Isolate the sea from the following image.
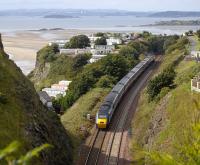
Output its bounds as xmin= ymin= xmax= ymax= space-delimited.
xmin=0 ymin=16 xmax=200 ymax=34
xmin=1 ymin=16 xmax=200 ymax=75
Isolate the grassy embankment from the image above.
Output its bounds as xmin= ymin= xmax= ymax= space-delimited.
xmin=61 ymin=88 xmax=110 ymax=159
xmin=131 ymin=38 xmax=200 ymax=164
xmin=0 ymin=42 xmax=73 ymax=165
xmin=193 ymin=35 xmax=200 ymax=51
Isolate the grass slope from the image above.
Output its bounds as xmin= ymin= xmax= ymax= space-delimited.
xmin=0 ymin=47 xmax=73 ymax=164
xmin=131 ymin=47 xmax=200 ymax=164
xmin=61 ymin=88 xmax=110 ymax=158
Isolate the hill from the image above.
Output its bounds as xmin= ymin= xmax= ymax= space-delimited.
xmin=131 ymin=37 xmax=200 ymax=164
xmin=0 ymin=34 xmax=73 ymax=165
xmin=149 ymin=11 xmax=200 ymax=17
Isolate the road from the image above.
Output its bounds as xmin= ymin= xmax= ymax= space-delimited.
xmin=76 ymin=56 xmax=162 ymax=165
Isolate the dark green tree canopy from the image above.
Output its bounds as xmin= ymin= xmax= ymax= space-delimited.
xmin=66 ymin=35 xmax=90 ymax=48
xmin=197 ymin=29 xmax=200 ymax=38
xmin=95 ymin=37 xmax=107 ymax=45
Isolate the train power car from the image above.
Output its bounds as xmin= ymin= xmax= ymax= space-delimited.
xmin=96 ymin=56 xmax=154 ymax=129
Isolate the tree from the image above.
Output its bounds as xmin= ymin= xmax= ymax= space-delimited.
xmin=68 ymin=35 xmax=90 ymax=48
xmin=95 ymin=32 xmax=105 ymax=37
xmin=100 ymin=54 xmax=130 ymax=80
xmin=119 ymin=45 xmax=138 ymax=58
xmin=72 ymin=54 xmax=91 ymax=70
xmin=196 ymin=29 xmax=200 ymax=38
xmin=0 ymin=92 xmax=7 ymax=104
xmin=96 ymin=75 xmax=116 ymax=88
xmin=95 ymin=37 xmax=107 ymax=45
xmin=147 ymin=36 xmax=165 ymax=54
xmin=147 ymin=66 xmax=176 ymax=101
xmin=51 ymin=43 xmax=59 ymax=53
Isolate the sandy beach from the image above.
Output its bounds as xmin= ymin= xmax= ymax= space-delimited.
xmin=1 ymin=29 xmax=97 ymax=75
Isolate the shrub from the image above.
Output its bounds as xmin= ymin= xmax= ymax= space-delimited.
xmin=147 ymin=66 xmax=176 ymax=101
xmin=95 ymin=37 xmax=107 ymax=45
xmin=96 ymin=75 xmax=116 ymax=88
xmin=0 ymin=92 xmax=7 ymax=104
xmin=0 ymin=141 xmax=51 ymax=165
xmin=67 ymin=35 xmax=90 ymax=48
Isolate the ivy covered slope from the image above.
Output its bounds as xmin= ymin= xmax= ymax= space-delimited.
xmin=131 ymin=37 xmax=200 ymax=164
xmin=0 ymin=36 xmax=72 ymax=165
xmin=28 ymin=44 xmax=90 ymax=90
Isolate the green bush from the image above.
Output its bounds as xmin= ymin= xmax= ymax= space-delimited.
xmin=0 ymin=141 xmax=51 ymax=165
xmin=96 ymin=75 xmax=116 ymax=88
xmin=197 ymin=29 xmax=200 ymax=38
xmin=65 ymin=35 xmax=90 ymax=48
xmin=0 ymin=92 xmax=7 ymax=104
xmin=60 ymin=54 xmax=137 ymax=110
xmin=95 ymin=37 xmax=107 ymax=45
xmin=147 ymin=66 xmax=176 ymax=101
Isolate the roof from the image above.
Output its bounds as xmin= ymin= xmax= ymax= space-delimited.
xmin=38 ymin=91 xmax=52 ymax=102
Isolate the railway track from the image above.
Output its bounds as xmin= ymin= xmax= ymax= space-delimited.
xmin=79 ymin=56 xmax=162 ymax=165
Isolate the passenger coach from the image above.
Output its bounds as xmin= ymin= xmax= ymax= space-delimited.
xmin=96 ymin=56 xmax=154 ymax=129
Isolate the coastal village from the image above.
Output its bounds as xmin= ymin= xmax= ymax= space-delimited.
xmin=38 ymin=32 xmax=140 ymax=110
xmin=38 ymin=31 xmax=199 ymax=112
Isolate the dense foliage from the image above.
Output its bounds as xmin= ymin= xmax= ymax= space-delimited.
xmin=59 ymin=54 xmax=138 ymax=110
xmin=95 ymin=32 xmax=106 ymax=37
xmin=147 ymin=37 xmax=188 ymax=101
xmin=147 ymin=100 xmax=200 ymax=165
xmin=64 ymin=35 xmax=90 ymax=48
xmin=0 ymin=141 xmax=51 ymax=165
xmin=147 ymin=65 xmax=176 ymax=101
xmin=96 ymin=75 xmax=116 ymax=88
xmin=196 ymin=29 xmax=200 ymax=39
xmin=94 ymin=37 xmax=107 ymax=45
xmin=37 ymin=44 xmax=59 ymax=63
xmin=0 ymin=92 xmax=7 ymax=104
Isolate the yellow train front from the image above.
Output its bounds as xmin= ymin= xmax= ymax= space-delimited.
xmin=96 ymin=113 xmax=109 ymax=129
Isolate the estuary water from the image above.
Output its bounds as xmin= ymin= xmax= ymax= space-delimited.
xmin=0 ymin=16 xmax=200 ymax=34
xmin=1 ymin=15 xmax=200 ymax=75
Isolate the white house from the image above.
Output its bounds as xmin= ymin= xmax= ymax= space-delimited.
xmin=49 ymin=40 xmax=69 ymax=49
xmin=41 ymin=80 xmax=71 ymax=98
xmin=89 ymin=55 xmax=107 ymax=63
xmin=191 ymin=75 xmax=200 ymax=93
xmin=106 ymin=38 xmax=122 ymax=46
xmin=91 ymin=45 xmax=115 ymax=55
xmin=60 ymin=48 xmax=91 ymax=55
xmin=88 ymin=36 xmax=101 ymax=43
xmin=51 ymin=84 xmax=68 ymax=91
xmin=59 ymin=80 xmax=72 ymax=86
xmin=42 ymin=88 xmax=66 ymax=98
xmin=191 ymin=51 xmax=200 ymax=58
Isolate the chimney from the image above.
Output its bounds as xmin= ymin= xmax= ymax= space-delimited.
xmin=0 ymin=33 xmax=4 ymax=50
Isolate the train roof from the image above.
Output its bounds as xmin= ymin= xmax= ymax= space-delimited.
xmin=119 ymin=77 xmax=130 ymax=85
xmin=104 ymin=91 xmax=118 ymax=103
xmin=112 ymin=83 xmax=124 ymax=93
xmin=125 ymin=72 xmax=134 ymax=79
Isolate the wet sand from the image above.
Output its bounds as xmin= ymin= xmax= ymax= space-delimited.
xmin=1 ymin=29 xmax=96 ymax=75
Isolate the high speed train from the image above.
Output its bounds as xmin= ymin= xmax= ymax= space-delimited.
xmin=96 ymin=56 xmax=154 ymax=129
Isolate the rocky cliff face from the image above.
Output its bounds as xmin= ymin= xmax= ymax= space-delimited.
xmin=0 ymin=34 xmax=3 ymax=50
xmin=0 ymin=35 xmax=72 ymax=165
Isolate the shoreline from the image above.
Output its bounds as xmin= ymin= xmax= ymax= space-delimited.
xmin=1 ymin=26 xmax=200 ymax=75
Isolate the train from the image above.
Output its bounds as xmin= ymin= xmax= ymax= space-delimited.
xmin=96 ymin=56 xmax=154 ymax=129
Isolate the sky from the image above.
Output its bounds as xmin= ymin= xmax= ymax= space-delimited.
xmin=0 ymin=0 xmax=200 ymax=11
